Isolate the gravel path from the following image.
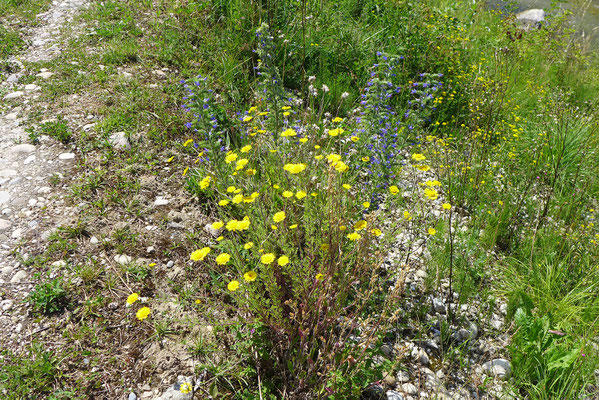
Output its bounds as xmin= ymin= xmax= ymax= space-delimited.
xmin=0 ymin=0 xmax=88 ymax=353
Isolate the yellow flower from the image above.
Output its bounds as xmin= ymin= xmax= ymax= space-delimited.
xmin=180 ymin=382 xmax=193 ymax=394
xmin=246 ymin=169 xmax=256 ymax=175
xmin=225 ymin=152 xmax=238 ymax=164
xmin=167 ymin=156 xmax=175 ymax=163
xmin=218 ymin=199 xmax=230 ymax=206
xmin=290 ymin=224 xmax=298 ymax=229
xmin=362 ymin=156 xmax=370 ymax=162
xmin=326 ymin=154 xmax=341 ymax=164
xmin=426 ymin=180 xmax=441 ymax=187
xmin=442 ymin=203 xmax=452 ymax=210
xmin=248 ymin=106 xmax=258 ymax=113
xmin=328 ymin=128 xmax=345 ymax=136
xmin=428 ymin=228 xmax=437 ymax=235
xmin=200 ymin=176 xmax=211 ymax=189
xmin=332 ymin=117 xmax=343 ymax=123
xmin=389 ymin=185 xmax=399 ymax=195
xmin=363 ymin=202 xmax=370 ymax=208
xmin=343 ymin=184 xmax=351 ymax=190
xmin=347 ymin=232 xmax=361 ymax=241
xmin=217 ymin=235 xmax=224 ymax=241
xmin=126 ymin=293 xmax=139 ymax=305
xmin=315 ymin=273 xmax=324 ymax=281
xmin=271 ymin=224 xmax=278 ymax=230
xmin=315 ymin=155 xmax=324 ymax=160
xmin=281 ymin=128 xmax=297 ymax=137
xmin=244 ymin=242 xmax=254 ymax=250
xmin=261 ymin=253 xmax=275 ymax=264
xmin=277 ymin=255 xmax=289 ymax=266
xmin=283 ymin=163 xmax=307 ymax=174
xmin=283 ymin=111 xmax=291 ymax=117
xmin=212 ymin=221 xmax=224 ymax=230
xmin=283 ymin=191 xmax=294 ymax=198
xmin=273 ymin=184 xmax=280 ymax=189
xmin=237 ymin=217 xmax=250 ymax=230
xmin=215 ymin=253 xmax=231 ymax=265
xmin=416 ymin=165 xmax=431 ymax=172
xmin=273 ymin=211 xmax=286 ymax=223
xmin=282 ymin=106 xmax=291 ymax=110
xmin=334 ymin=161 xmax=349 ymax=172
xmin=227 ymin=186 xmax=236 ymax=193
xmin=311 ymin=192 xmax=318 ymax=197
xmin=354 ymin=220 xmax=367 ymax=231
xmin=339 ymin=225 xmax=347 ymax=231
xmin=351 ymin=136 xmax=359 ymax=142
xmin=244 ymin=271 xmax=257 ymax=282
xmin=228 ymin=280 xmax=240 ymax=291
xmin=182 ymin=167 xmax=189 ymax=177
xmin=183 ymin=139 xmax=193 ymax=147
xmin=403 ymin=211 xmax=412 ymax=220
xmin=315 ymin=145 xmax=321 ymax=149
xmin=424 ymin=188 xmax=439 ymax=200
xmin=296 ymin=190 xmax=307 ymax=199
xmin=370 ymin=228 xmax=382 ymax=236
xmin=412 ymin=153 xmax=426 ymax=161
xmin=235 ymin=159 xmax=249 ymax=170
xmin=299 ymin=138 xmax=308 ymax=143
xmin=136 ymin=307 xmax=151 ymax=321
xmin=243 ymin=116 xmax=253 ymax=122
xmin=190 ymin=247 xmax=211 ymax=261
xmin=232 ymin=194 xmax=243 ymax=204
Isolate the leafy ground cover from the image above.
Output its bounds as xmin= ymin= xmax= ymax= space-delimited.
xmin=1 ymin=0 xmax=598 ymax=398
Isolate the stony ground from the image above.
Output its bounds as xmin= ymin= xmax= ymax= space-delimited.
xmin=0 ymin=2 xmax=543 ymax=400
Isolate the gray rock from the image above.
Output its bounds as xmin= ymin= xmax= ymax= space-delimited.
xmin=128 ymin=393 xmax=137 ymax=400
xmin=482 ymin=358 xmax=512 ymax=380
xmin=10 ymin=270 xmax=27 ymax=283
xmin=36 ymin=71 xmax=55 ymax=79
xmin=154 ymin=196 xmax=169 ymax=206
xmin=90 ymin=236 xmax=99 ymax=244
xmin=432 ymin=297 xmax=445 ymax=314
xmin=396 ymin=370 xmax=410 ymax=383
xmin=0 ymin=218 xmax=11 ymax=230
xmin=11 ymin=144 xmax=36 ymax=154
xmin=24 ymin=84 xmax=40 ymax=91
xmin=516 ymin=9 xmax=545 ymax=23
xmin=58 ymin=152 xmax=75 ymax=160
xmin=0 ymin=191 xmax=10 ymax=206
xmin=412 ymin=347 xmax=429 ymax=365
xmin=108 ymin=131 xmax=130 ymax=149
xmin=401 ymin=383 xmax=418 ymax=395
xmin=114 ymin=254 xmax=133 ymax=265
xmin=4 ymin=91 xmax=25 ymax=100
xmin=154 ymin=376 xmax=194 ymax=400
xmin=386 ymin=390 xmax=404 ymax=400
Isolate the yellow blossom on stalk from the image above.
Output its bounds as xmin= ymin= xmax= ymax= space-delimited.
xmin=126 ymin=293 xmax=139 ymax=305
xmin=183 ymin=139 xmax=193 ymax=147
xmin=315 ymin=155 xmax=324 ymax=160
xmin=283 ymin=191 xmax=293 ymax=198
xmin=225 ymin=152 xmax=238 ymax=164
xmin=136 ymin=307 xmax=151 ymax=321
xmin=283 ymin=163 xmax=307 ymax=174
xmin=416 ymin=165 xmax=431 ymax=172
xmin=241 ymin=145 xmax=252 ymax=153
xmin=332 ymin=117 xmax=343 ymax=123
xmin=182 ymin=167 xmax=189 ymax=177
xmin=343 ymin=184 xmax=351 ymax=190
xmin=190 ymin=247 xmax=211 ymax=261
xmin=261 ymin=253 xmax=275 ymax=264
xmin=351 ymin=136 xmax=359 ymax=142
xmin=311 ymin=192 xmax=318 ymax=197
xmin=235 ymin=159 xmax=248 ymax=170
xmin=389 ymin=185 xmax=399 ymax=195
xmin=282 ymin=106 xmax=291 ymax=110
xmin=315 ymin=273 xmax=324 ymax=281
xmin=404 ymin=211 xmax=412 ymax=220
xmin=244 ymin=271 xmax=257 ymax=282
xmin=296 ymin=191 xmax=307 ymax=199
xmin=218 ymin=199 xmax=230 ymax=206
xmin=243 ymin=116 xmax=253 ymax=122
xmin=354 ymin=220 xmax=367 ymax=231
xmin=281 ymin=128 xmax=297 ymax=137
xmin=273 ymin=211 xmax=286 ymax=223
xmin=167 ymin=156 xmax=175 ymax=163
xmin=216 ymin=236 xmax=224 ymax=241
xmin=215 ymin=253 xmax=231 ymax=265
xmin=315 ymin=145 xmax=321 ymax=149
xmin=347 ymin=232 xmax=361 ymax=241
xmin=290 ymin=224 xmax=298 ymax=229
xmin=412 ymin=153 xmax=426 ymax=161
xmin=232 ymin=194 xmax=243 ymax=204
xmin=328 ymin=128 xmax=345 ymax=137
xmin=271 ymin=224 xmax=277 ymax=230
xmin=228 ymin=280 xmax=240 ymax=291
xmin=426 ymin=180 xmax=441 ymax=187
xmin=428 ymin=228 xmax=437 ymax=235
xmin=226 ymin=220 xmax=238 ymax=231
xmin=327 ymin=154 xmax=342 ymax=164
xmin=363 ymin=202 xmax=370 ymax=208
xmin=277 ymin=255 xmax=289 ymax=266
xmin=339 ymin=225 xmax=347 ymax=231
xmin=200 ymin=176 xmax=211 ymax=189
xmin=283 ymin=112 xmax=290 ymax=117
xmin=371 ymin=228 xmax=382 ymax=236
xmin=248 ymin=106 xmax=257 ymax=113
xmin=424 ymin=188 xmax=439 ymax=200
xmin=212 ymin=221 xmax=224 ymax=230
xmin=237 ymin=217 xmax=250 ymax=230
xmin=442 ymin=203 xmax=452 ymax=210
xmin=362 ymin=156 xmax=370 ymax=162
xmin=227 ymin=186 xmax=236 ymax=193
xmin=273 ymin=184 xmax=280 ymax=189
